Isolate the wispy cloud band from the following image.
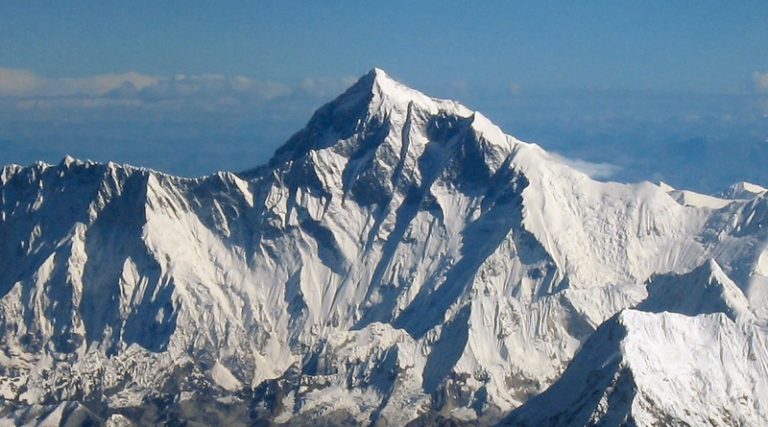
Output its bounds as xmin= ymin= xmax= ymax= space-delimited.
xmin=0 ymin=67 xmax=355 ymax=108
xmin=754 ymin=71 xmax=768 ymax=93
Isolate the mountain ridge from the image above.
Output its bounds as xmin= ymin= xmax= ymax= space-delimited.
xmin=1 ymin=68 xmax=767 ymax=426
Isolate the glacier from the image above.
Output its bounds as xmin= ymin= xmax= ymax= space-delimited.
xmin=0 ymin=68 xmax=767 ymax=426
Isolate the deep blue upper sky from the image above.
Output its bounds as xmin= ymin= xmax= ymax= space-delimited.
xmin=3 ymin=1 xmax=767 ymax=91
xmin=1 ymin=2 xmax=768 ymax=192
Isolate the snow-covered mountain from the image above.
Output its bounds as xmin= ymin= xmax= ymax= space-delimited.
xmin=1 ymin=68 xmax=767 ymax=426
xmin=502 ymin=309 xmax=768 ymax=426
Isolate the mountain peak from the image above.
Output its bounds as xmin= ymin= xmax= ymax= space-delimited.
xmin=347 ymin=67 xmax=406 ymax=99
xmin=361 ymin=67 xmax=407 ymax=93
xmin=720 ymin=181 xmax=768 ymax=200
xmin=351 ymin=67 xmax=473 ymax=116
xmin=365 ymin=66 xmax=390 ymax=81
xmin=261 ymin=68 xmax=478 ymax=169
xmin=637 ymin=259 xmax=755 ymax=322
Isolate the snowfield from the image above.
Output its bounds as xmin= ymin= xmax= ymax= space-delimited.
xmin=1 ymin=69 xmax=767 ymax=426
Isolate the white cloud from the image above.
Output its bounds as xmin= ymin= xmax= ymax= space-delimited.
xmin=59 ymin=72 xmax=158 ymax=95
xmin=0 ymin=67 xmax=43 ymax=96
xmin=134 ymin=74 xmax=293 ymax=102
xmin=754 ymin=71 xmax=768 ymax=92
xmin=0 ymin=66 xmax=358 ymax=106
xmin=446 ymin=79 xmax=469 ymax=95
xmin=549 ymin=152 xmax=621 ymax=179
xmin=300 ymin=76 xmax=357 ymax=97
xmin=0 ymin=67 xmax=159 ymax=97
xmin=15 ymin=97 xmax=143 ymax=110
xmin=231 ymin=75 xmax=293 ymax=99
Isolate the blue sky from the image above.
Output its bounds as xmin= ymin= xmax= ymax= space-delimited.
xmin=1 ymin=1 xmax=768 ymax=192
xmin=3 ymin=1 xmax=768 ymax=91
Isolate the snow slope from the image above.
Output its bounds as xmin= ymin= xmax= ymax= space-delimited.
xmin=502 ymin=310 xmax=768 ymax=426
xmin=504 ymin=257 xmax=768 ymax=426
xmin=1 ymin=69 xmax=767 ymax=425
xmin=638 ymin=258 xmax=756 ymax=322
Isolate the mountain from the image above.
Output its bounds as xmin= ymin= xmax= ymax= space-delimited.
xmin=501 ymin=310 xmax=768 ymax=426
xmin=0 ymin=68 xmax=767 ymax=426
xmin=720 ymin=181 xmax=768 ymax=200
xmin=637 ymin=258 xmax=755 ymax=322
xmin=504 ymin=259 xmax=766 ymax=426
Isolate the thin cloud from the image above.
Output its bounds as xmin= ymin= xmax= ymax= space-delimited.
xmin=300 ymin=76 xmax=357 ymax=97
xmin=15 ymin=97 xmax=142 ymax=110
xmin=58 ymin=72 xmax=158 ymax=95
xmin=0 ymin=67 xmax=158 ymax=97
xmin=549 ymin=152 xmax=621 ymax=179
xmin=0 ymin=67 xmax=44 ymax=96
xmin=0 ymin=66 xmax=357 ymax=109
xmin=135 ymin=74 xmax=293 ymax=102
xmin=754 ymin=71 xmax=768 ymax=92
